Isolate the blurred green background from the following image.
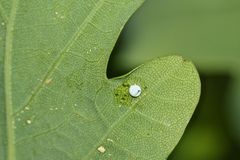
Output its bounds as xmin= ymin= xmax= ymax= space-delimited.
xmin=107 ymin=0 xmax=240 ymax=159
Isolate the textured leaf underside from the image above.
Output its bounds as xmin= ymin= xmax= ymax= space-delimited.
xmin=0 ymin=0 xmax=201 ymax=160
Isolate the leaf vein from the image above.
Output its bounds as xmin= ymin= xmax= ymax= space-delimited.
xmin=13 ymin=0 xmax=106 ymax=116
xmin=82 ymin=108 xmax=133 ymax=160
xmin=135 ymin=110 xmax=170 ymax=127
xmin=4 ymin=0 xmax=19 ymax=159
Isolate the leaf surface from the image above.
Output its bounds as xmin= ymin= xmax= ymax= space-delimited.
xmin=0 ymin=0 xmax=200 ymax=160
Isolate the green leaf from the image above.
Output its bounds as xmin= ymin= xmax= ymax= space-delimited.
xmin=0 ymin=0 xmax=200 ymax=160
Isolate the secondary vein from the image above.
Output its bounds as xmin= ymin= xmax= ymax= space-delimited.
xmin=82 ymin=108 xmax=133 ymax=160
xmin=13 ymin=0 xmax=105 ymax=116
xmin=4 ymin=0 xmax=19 ymax=160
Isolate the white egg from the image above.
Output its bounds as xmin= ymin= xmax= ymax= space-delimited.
xmin=129 ymin=84 xmax=141 ymax=97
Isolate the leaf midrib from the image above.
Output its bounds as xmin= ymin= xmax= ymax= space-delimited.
xmin=4 ymin=0 xmax=19 ymax=160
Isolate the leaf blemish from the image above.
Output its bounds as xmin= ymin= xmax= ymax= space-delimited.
xmin=26 ymin=120 xmax=32 ymax=125
xmin=24 ymin=106 xmax=30 ymax=111
xmin=107 ymin=138 xmax=113 ymax=142
xmin=114 ymin=83 xmax=132 ymax=105
xmin=66 ymin=70 xmax=84 ymax=90
xmin=97 ymin=146 xmax=106 ymax=153
xmin=45 ymin=78 xmax=52 ymax=85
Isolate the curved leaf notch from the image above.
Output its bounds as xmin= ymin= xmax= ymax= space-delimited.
xmin=0 ymin=0 xmax=200 ymax=160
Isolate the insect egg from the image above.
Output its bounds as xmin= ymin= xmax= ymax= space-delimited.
xmin=129 ymin=84 xmax=141 ymax=98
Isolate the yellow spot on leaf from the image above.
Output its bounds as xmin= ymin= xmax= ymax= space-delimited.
xmin=45 ymin=79 xmax=52 ymax=85
xmin=97 ymin=146 xmax=106 ymax=153
xmin=26 ymin=120 xmax=32 ymax=124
